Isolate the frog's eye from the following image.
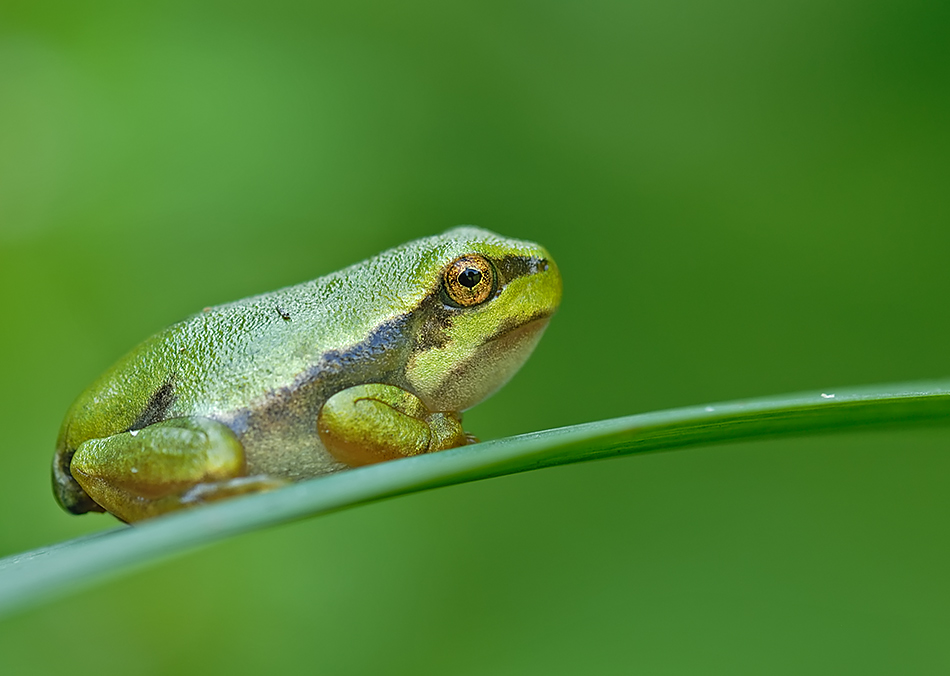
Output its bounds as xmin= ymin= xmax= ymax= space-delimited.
xmin=444 ymin=254 xmax=495 ymax=307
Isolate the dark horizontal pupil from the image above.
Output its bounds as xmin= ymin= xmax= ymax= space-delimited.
xmin=458 ymin=268 xmax=482 ymax=289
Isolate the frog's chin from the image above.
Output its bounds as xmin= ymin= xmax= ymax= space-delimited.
xmin=417 ymin=317 xmax=550 ymax=413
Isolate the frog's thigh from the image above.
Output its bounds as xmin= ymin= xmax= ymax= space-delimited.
xmin=71 ymin=417 xmax=284 ymax=523
xmin=318 ymin=384 xmax=469 ymax=467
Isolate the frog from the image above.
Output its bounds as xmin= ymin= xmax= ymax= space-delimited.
xmin=52 ymin=227 xmax=562 ymax=523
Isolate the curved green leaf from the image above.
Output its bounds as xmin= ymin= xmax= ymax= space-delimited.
xmin=2 ymin=379 xmax=949 ymax=618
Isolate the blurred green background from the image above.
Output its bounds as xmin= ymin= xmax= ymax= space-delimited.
xmin=1 ymin=0 xmax=949 ymax=673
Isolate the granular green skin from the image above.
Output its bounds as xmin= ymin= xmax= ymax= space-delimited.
xmin=53 ymin=227 xmax=562 ymax=521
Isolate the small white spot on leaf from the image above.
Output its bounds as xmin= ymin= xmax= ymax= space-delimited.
xmin=821 ymin=393 xmax=835 ymax=399
xmin=129 ymin=430 xmax=139 ymax=436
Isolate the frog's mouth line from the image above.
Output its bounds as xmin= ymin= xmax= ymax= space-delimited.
xmin=484 ymin=313 xmax=552 ymax=346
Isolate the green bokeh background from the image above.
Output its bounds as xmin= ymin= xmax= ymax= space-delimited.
xmin=1 ymin=1 xmax=949 ymax=673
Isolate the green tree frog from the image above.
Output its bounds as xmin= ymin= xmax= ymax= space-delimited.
xmin=52 ymin=227 xmax=562 ymax=522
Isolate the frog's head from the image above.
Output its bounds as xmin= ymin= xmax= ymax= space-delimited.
xmin=400 ymin=227 xmax=562 ymax=413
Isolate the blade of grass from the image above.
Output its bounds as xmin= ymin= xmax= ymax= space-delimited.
xmin=2 ymin=379 xmax=949 ymax=619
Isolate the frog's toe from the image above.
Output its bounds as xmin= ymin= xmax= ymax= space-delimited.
xmin=52 ymin=449 xmax=106 ymax=515
xmin=179 ymin=475 xmax=290 ymax=506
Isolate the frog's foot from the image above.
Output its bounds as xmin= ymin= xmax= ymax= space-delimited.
xmin=318 ymin=383 xmax=472 ymax=467
xmin=69 ymin=417 xmax=283 ymax=523
xmin=179 ymin=476 xmax=289 ymax=506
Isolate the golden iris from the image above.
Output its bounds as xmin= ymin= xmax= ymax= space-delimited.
xmin=444 ymin=254 xmax=494 ymax=307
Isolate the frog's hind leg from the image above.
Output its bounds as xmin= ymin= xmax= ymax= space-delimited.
xmin=69 ymin=417 xmax=287 ymax=523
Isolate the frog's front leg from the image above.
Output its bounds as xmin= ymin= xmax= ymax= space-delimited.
xmin=70 ymin=417 xmax=287 ymax=523
xmin=318 ymin=384 xmax=473 ymax=467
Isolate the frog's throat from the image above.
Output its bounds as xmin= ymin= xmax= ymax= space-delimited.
xmin=410 ymin=316 xmax=551 ymax=412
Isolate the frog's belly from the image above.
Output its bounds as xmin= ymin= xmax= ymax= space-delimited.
xmin=211 ymin=397 xmax=347 ymax=480
xmin=240 ymin=426 xmax=347 ymax=479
